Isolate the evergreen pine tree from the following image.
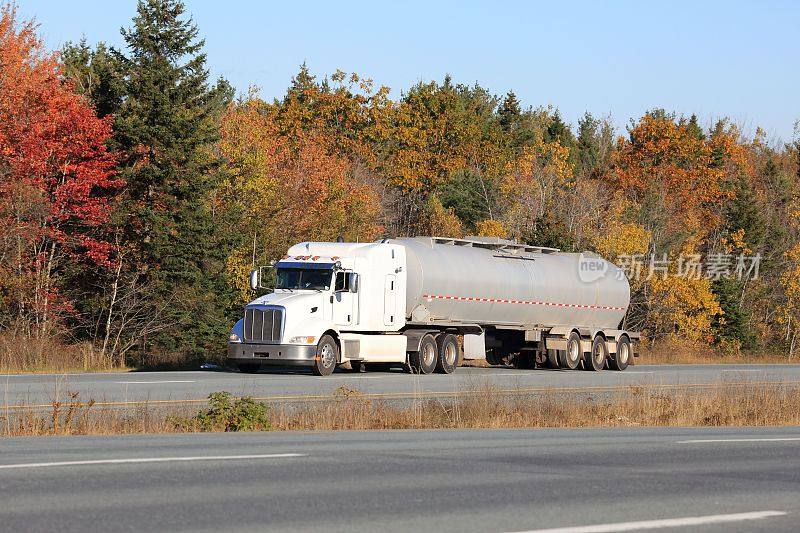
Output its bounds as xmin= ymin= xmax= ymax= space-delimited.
xmin=687 ymin=114 xmax=705 ymax=140
xmin=286 ymin=61 xmax=318 ymax=102
xmin=576 ymin=112 xmax=600 ymax=176
xmin=61 ymin=40 xmax=126 ymax=118
xmin=498 ymin=90 xmax=521 ymax=131
xmin=544 ymin=110 xmax=575 ymax=147
xmin=114 ymin=0 xmax=236 ymax=361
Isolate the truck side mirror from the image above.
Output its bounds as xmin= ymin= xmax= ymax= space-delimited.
xmin=348 ymin=272 xmax=359 ymax=293
xmin=249 ymin=269 xmax=260 ymax=291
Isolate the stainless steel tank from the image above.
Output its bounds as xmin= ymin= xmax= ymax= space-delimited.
xmin=397 ymin=237 xmax=630 ymax=329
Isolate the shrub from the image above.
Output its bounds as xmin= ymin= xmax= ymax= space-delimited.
xmin=174 ymin=392 xmax=271 ymax=432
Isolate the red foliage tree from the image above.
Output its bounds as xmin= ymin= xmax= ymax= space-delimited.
xmin=0 ymin=5 xmax=121 ymax=335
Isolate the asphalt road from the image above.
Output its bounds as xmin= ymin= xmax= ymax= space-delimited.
xmin=2 ymin=364 xmax=800 ymax=408
xmin=0 ymin=427 xmax=797 ymax=532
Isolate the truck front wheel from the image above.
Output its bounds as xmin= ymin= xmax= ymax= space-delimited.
xmin=435 ymin=333 xmax=460 ymax=374
xmin=312 ymin=335 xmax=338 ymax=376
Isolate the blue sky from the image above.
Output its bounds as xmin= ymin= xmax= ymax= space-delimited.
xmin=18 ymin=0 xmax=800 ymax=142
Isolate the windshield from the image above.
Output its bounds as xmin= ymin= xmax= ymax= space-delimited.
xmin=275 ymin=268 xmax=332 ymax=290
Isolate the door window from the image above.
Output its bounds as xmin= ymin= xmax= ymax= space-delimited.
xmin=335 ymin=271 xmax=351 ymax=292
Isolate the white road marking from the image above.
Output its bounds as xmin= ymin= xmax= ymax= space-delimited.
xmin=677 ymin=437 xmax=800 ymax=444
xmin=506 ymin=510 xmax=787 ymax=533
xmin=114 ymin=380 xmax=196 ymax=384
xmin=721 ymin=369 xmax=764 ymax=372
xmin=0 ymin=453 xmax=305 ymax=470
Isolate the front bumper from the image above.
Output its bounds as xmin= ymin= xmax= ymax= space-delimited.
xmin=227 ymin=342 xmax=316 ymax=367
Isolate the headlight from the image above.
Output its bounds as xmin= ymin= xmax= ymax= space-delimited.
xmin=289 ymin=336 xmax=316 ymax=344
xmin=229 ymin=332 xmax=241 ymax=343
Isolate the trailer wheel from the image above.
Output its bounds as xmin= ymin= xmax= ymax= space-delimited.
xmin=435 ymin=333 xmax=460 ymax=374
xmin=408 ymin=334 xmax=437 ymax=374
xmin=560 ymin=332 xmax=582 ymax=370
xmin=584 ymin=335 xmax=607 ymax=371
xmin=312 ymin=335 xmax=338 ymax=376
xmin=238 ymin=363 xmax=260 ymax=374
xmin=547 ymin=349 xmax=561 ymax=369
xmin=609 ymin=336 xmax=631 ymax=371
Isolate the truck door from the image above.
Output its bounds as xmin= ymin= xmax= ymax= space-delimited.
xmin=384 ymin=274 xmax=396 ymax=326
xmin=333 ymin=271 xmax=356 ymax=326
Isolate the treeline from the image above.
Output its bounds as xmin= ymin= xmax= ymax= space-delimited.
xmin=1 ymin=1 xmax=799 ymax=368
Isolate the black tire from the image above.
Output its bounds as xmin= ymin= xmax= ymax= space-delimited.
xmin=435 ymin=333 xmax=460 ymax=374
xmin=609 ymin=336 xmax=631 ymax=371
xmin=560 ymin=332 xmax=583 ymax=370
xmin=408 ymin=334 xmax=438 ymax=374
xmin=485 ymin=350 xmax=501 ymax=366
xmin=547 ymin=349 xmax=561 ymax=369
xmin=512 ymin=351 xmax=536 ymax=369
xmin=238 ymin=363 xmax=261 ymax=374
xmin=312 ymin=334 xmax=338 ymax=376
xmin=349 ymin=360 xmax=366 ymax=373
xmin=584 ymin=335 xmax=607 ymax=371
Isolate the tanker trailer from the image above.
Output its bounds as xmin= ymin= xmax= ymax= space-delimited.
xmin=229 ymin=236 xmax=637 ymax=375
xmin=397 ymin=236 xmax=637 ymax=372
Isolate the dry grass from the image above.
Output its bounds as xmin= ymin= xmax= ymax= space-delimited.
xmin=3 ymin=381 xmax=800 ymax=437
xmin=639 ymin=338 xmax=799 ymax=365
xmin=0 ymin=333 xmax=126 ymax=374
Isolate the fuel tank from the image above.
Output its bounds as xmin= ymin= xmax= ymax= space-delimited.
xmin=397 ymin=237 xmax=629 ymax=329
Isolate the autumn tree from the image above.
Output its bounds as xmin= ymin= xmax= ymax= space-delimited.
xmin=605 ymin=112 xmax=737 ymax=344
xmin=0 ymin=5 xmax=120 ymax=338
xmin=611 ymin=111 xmax=730 ymax=250
xmin=218 ymin=98 xmax=382 ymax=299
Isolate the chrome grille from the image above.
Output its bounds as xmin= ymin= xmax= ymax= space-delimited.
xmin=243 ymin=307 xmax=283 ymax=343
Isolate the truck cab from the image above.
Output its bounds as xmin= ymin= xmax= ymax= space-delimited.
xmin=227 ymin=241 xmax=408 ymax=375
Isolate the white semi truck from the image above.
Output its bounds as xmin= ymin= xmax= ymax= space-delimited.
xmin=227 ymin=236 xmax=638 ymax=375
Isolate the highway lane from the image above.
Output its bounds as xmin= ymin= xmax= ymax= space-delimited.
xmin=0 ymin=427 xmax=798 ymax=532
xmin=1 ymin=364 xmax=799 ymax=407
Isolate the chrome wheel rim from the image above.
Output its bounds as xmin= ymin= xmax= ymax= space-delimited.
xmin=320 ymin=343 xmax=335 ymax=368
xmin=593 ymin=342 xmax=605 ymax=365
xmin=422 ymin=343 xmax=435 ymax=367
xmin=618 ymin=343 xmax=629 ymax=364
xmin=445 ymin=343 xmax=457 ymax=366
xmin=567 ymin=340 xmax=580 ymax=365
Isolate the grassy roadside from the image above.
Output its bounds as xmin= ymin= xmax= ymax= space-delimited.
xmin=3 ymin=381 xmax=800 ymax=437
xmin=0 ymin=334 xmax=128 ymax=374
xmin=638 ymin=341 xmax=800 ymax=365
xmin=639 ymin=352 xmax=798 ymax=365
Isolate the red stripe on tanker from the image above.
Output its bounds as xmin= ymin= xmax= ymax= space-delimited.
xmin=422 ymin=293 xmax=626 ymax=312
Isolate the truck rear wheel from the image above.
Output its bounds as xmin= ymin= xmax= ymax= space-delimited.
xmin=584 ymin=335 xmax=607 ymax=371
xmin=408 ymin=334 xmax=437 ymax=374
xmin=609 ymin=336 xmax=631 ymax=371
xmin=312 ymin=335 xmax=338 ymax=376
xmin=559 ymin=332 xmax=582 ymax=370
xmin=435 ymin=333 xmax=460 ymax=374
